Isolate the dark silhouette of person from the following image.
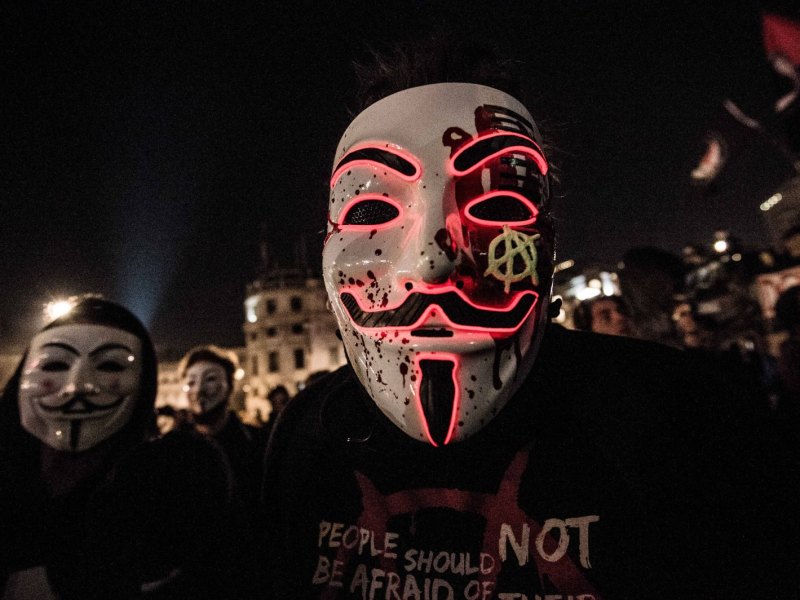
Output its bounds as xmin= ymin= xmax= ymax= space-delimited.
xmin=267 ymin=384 xmax=291 ymax=419
xmin=178 ymin=344 xmax=267 ymax=516
xmin=774 ymin=285 xmax=800 ymax=418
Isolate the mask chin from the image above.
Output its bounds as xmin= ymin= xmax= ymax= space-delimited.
xmin=417 ymin=357 xmax=458 ymax=446
xmin=337 ymin=304 xmax=547 ymax=447
xmin=22 ymin=399 xmax=139 ymax=453
xmin=193 ymin=401 xmax=228 ymax=426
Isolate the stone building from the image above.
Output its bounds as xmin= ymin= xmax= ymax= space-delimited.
xmin=242 ymin=268 xmax=345 ymax=419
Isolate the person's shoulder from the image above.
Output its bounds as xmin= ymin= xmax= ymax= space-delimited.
xmin=540 ymin=324 xmax=693 ymax=379
xmin=532 ymin=324 xmax=749 ymax=419
xmin=149 ymin=428 xmax=225 ymax=457
xmin=265 ymin=364 xmax=368 ymax=457
xmin=113 ymin=430 xmax=231 ymax=490
xmin=223 ymin=410 xmax=267 ymax=445
xmin=276 ymin=365 xmax=357 ymax=428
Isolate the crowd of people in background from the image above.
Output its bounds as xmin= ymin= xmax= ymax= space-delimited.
xmin=569 ymin=235 xmax=800 ymax=425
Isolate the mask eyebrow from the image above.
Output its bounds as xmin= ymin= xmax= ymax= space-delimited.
xmin=89 ymin=342 xmax=134 ymax=357
xmin=330 ymin=145 xmax=421 ymax=188
xmin=41 ymin=342 xmax=79 ymax=355
xmin=449 ymin=131 xmax=548 ymax=176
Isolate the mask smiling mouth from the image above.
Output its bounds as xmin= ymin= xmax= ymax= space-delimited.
xmin=38 ymin=394 xmax=128 ymax=417
xmin=340 ymin=288 xmax=537 ymax=332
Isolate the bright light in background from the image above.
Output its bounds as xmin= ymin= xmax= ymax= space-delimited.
xmin=565 ymin=271 xmax=620 ymax=303
xmin=245 ymin=296 xmax=258 ymax=323
xmin=44 ymin=298 xmax=76 ymax=322
xmin=575 ymin=287 xmax=602 ymax=301
xmin=601 ymin=272 xmax=618 ymax=297
xmin=760 ymin=193 xmax=782 ymax=212
xmin=554 ymin=259 xmax=575 ymax=273
xmin=551 ymin=294 xmax=566 ymax=323
xmin=234 ymin=368 xmax=245 ymax=381
xmin=713 ymin=239 xmax=729 ymax=253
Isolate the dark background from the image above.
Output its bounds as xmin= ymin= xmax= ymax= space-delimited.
xmin=1 ymin=1 xmax=790 ymax=353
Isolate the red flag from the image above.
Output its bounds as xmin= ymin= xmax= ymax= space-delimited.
xmin=763 ymin=12 xmax=800 ymax=67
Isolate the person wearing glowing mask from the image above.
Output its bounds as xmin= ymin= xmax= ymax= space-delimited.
xmin=0 ymin=297 xmax=258 ymax=599
xmin=261 ymin=39 xmax=794 ymax=598
xmin=325 ymin=82 xmax=552 ymax=447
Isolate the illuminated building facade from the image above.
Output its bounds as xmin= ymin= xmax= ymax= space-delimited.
xmin=243 ymin=268 xmax=345 ymax=413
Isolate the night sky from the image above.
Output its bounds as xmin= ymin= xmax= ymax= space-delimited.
xmin=1 ymin=1 xmax=790 ymax=353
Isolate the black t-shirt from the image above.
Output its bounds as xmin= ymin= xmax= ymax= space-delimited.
xmin=261 ymin=325 xmax=798 ymax=599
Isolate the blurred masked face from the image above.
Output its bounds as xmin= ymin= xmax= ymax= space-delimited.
xmin=323 ymin=83 xmax=554 ymax=446
xmin=182 ymin=361 xmax=230 ymax=416
xmin=18 ymin=324 xmax=142 ymax=452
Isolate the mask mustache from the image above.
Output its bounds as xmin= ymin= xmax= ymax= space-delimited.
xmin=39 ymin=393 xmax=128 ymax=414
xmin=340 ymin=290 xmax=536 ymax=330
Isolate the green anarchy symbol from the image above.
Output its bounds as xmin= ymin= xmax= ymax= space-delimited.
xmin=484 ymin=225 xmax=541 ymax=292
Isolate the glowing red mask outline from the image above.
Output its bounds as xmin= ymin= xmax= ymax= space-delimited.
xmin=338 ymin=285 xmax=539 ymax=335
xmin=447 ymin=131 xmax=549 ymax=177
xmin=413 ymin=352 xmax=461 ymax=446
xmin=330 ymin=143 xmax=423 ymax=189
xmin=463 ymin=190 xmax=540 ymax=227
xmin=337 ymin=194 xmax=404 ymax=230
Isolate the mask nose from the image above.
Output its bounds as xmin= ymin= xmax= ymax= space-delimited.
xmin=417 ymin=228 xmax=458 ymax=284
xmin=414 ymin=194 xmax=461 ymax=286
xmin=60 ymin=365 xmax=100 ymax=399
xmin=183 ymin=383 xmax=201 ymax=409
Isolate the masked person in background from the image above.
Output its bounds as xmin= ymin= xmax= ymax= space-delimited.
xmin=261 ymin=38 xmax=797 ymax=599
xmin=178 ymin=344 xmax=267 ymax=514
xmin=0 ymin=296 xmax=257 ymax=600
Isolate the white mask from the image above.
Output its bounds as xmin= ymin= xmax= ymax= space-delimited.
xmin=323 ymin=83 xmax=554 ymax=446
xmin=182 ymin=361 xmax=230 ymax=415
xmin=18 ymin=324 xmax=142 ymax=452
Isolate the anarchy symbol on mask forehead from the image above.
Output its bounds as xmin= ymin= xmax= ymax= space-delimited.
xmin=484 ymin=225 xmax=540 ymax=293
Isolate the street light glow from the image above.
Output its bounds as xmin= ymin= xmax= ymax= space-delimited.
xmin=759 ymin=193 xmax=782 ymax=212
xmin=713 ymin=240 xmax=729 ymax=253
xmin=44 ymin=299 xmax=75 ymax=321
xmin=554 ymin=259 xmax=575 ymax=273
xmin=575 ymin=287 xmax=602 ymax=301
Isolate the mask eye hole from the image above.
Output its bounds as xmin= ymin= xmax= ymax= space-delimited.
xmin=464 ymin=191 xmax=538 ymax=226
xmin=97 ymin=360 xmax=126 ymax=373
xmin=340 ymin=196 xmax=401 ymax=228
xmin=41 ymin=360 xmax=70 ymax=372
